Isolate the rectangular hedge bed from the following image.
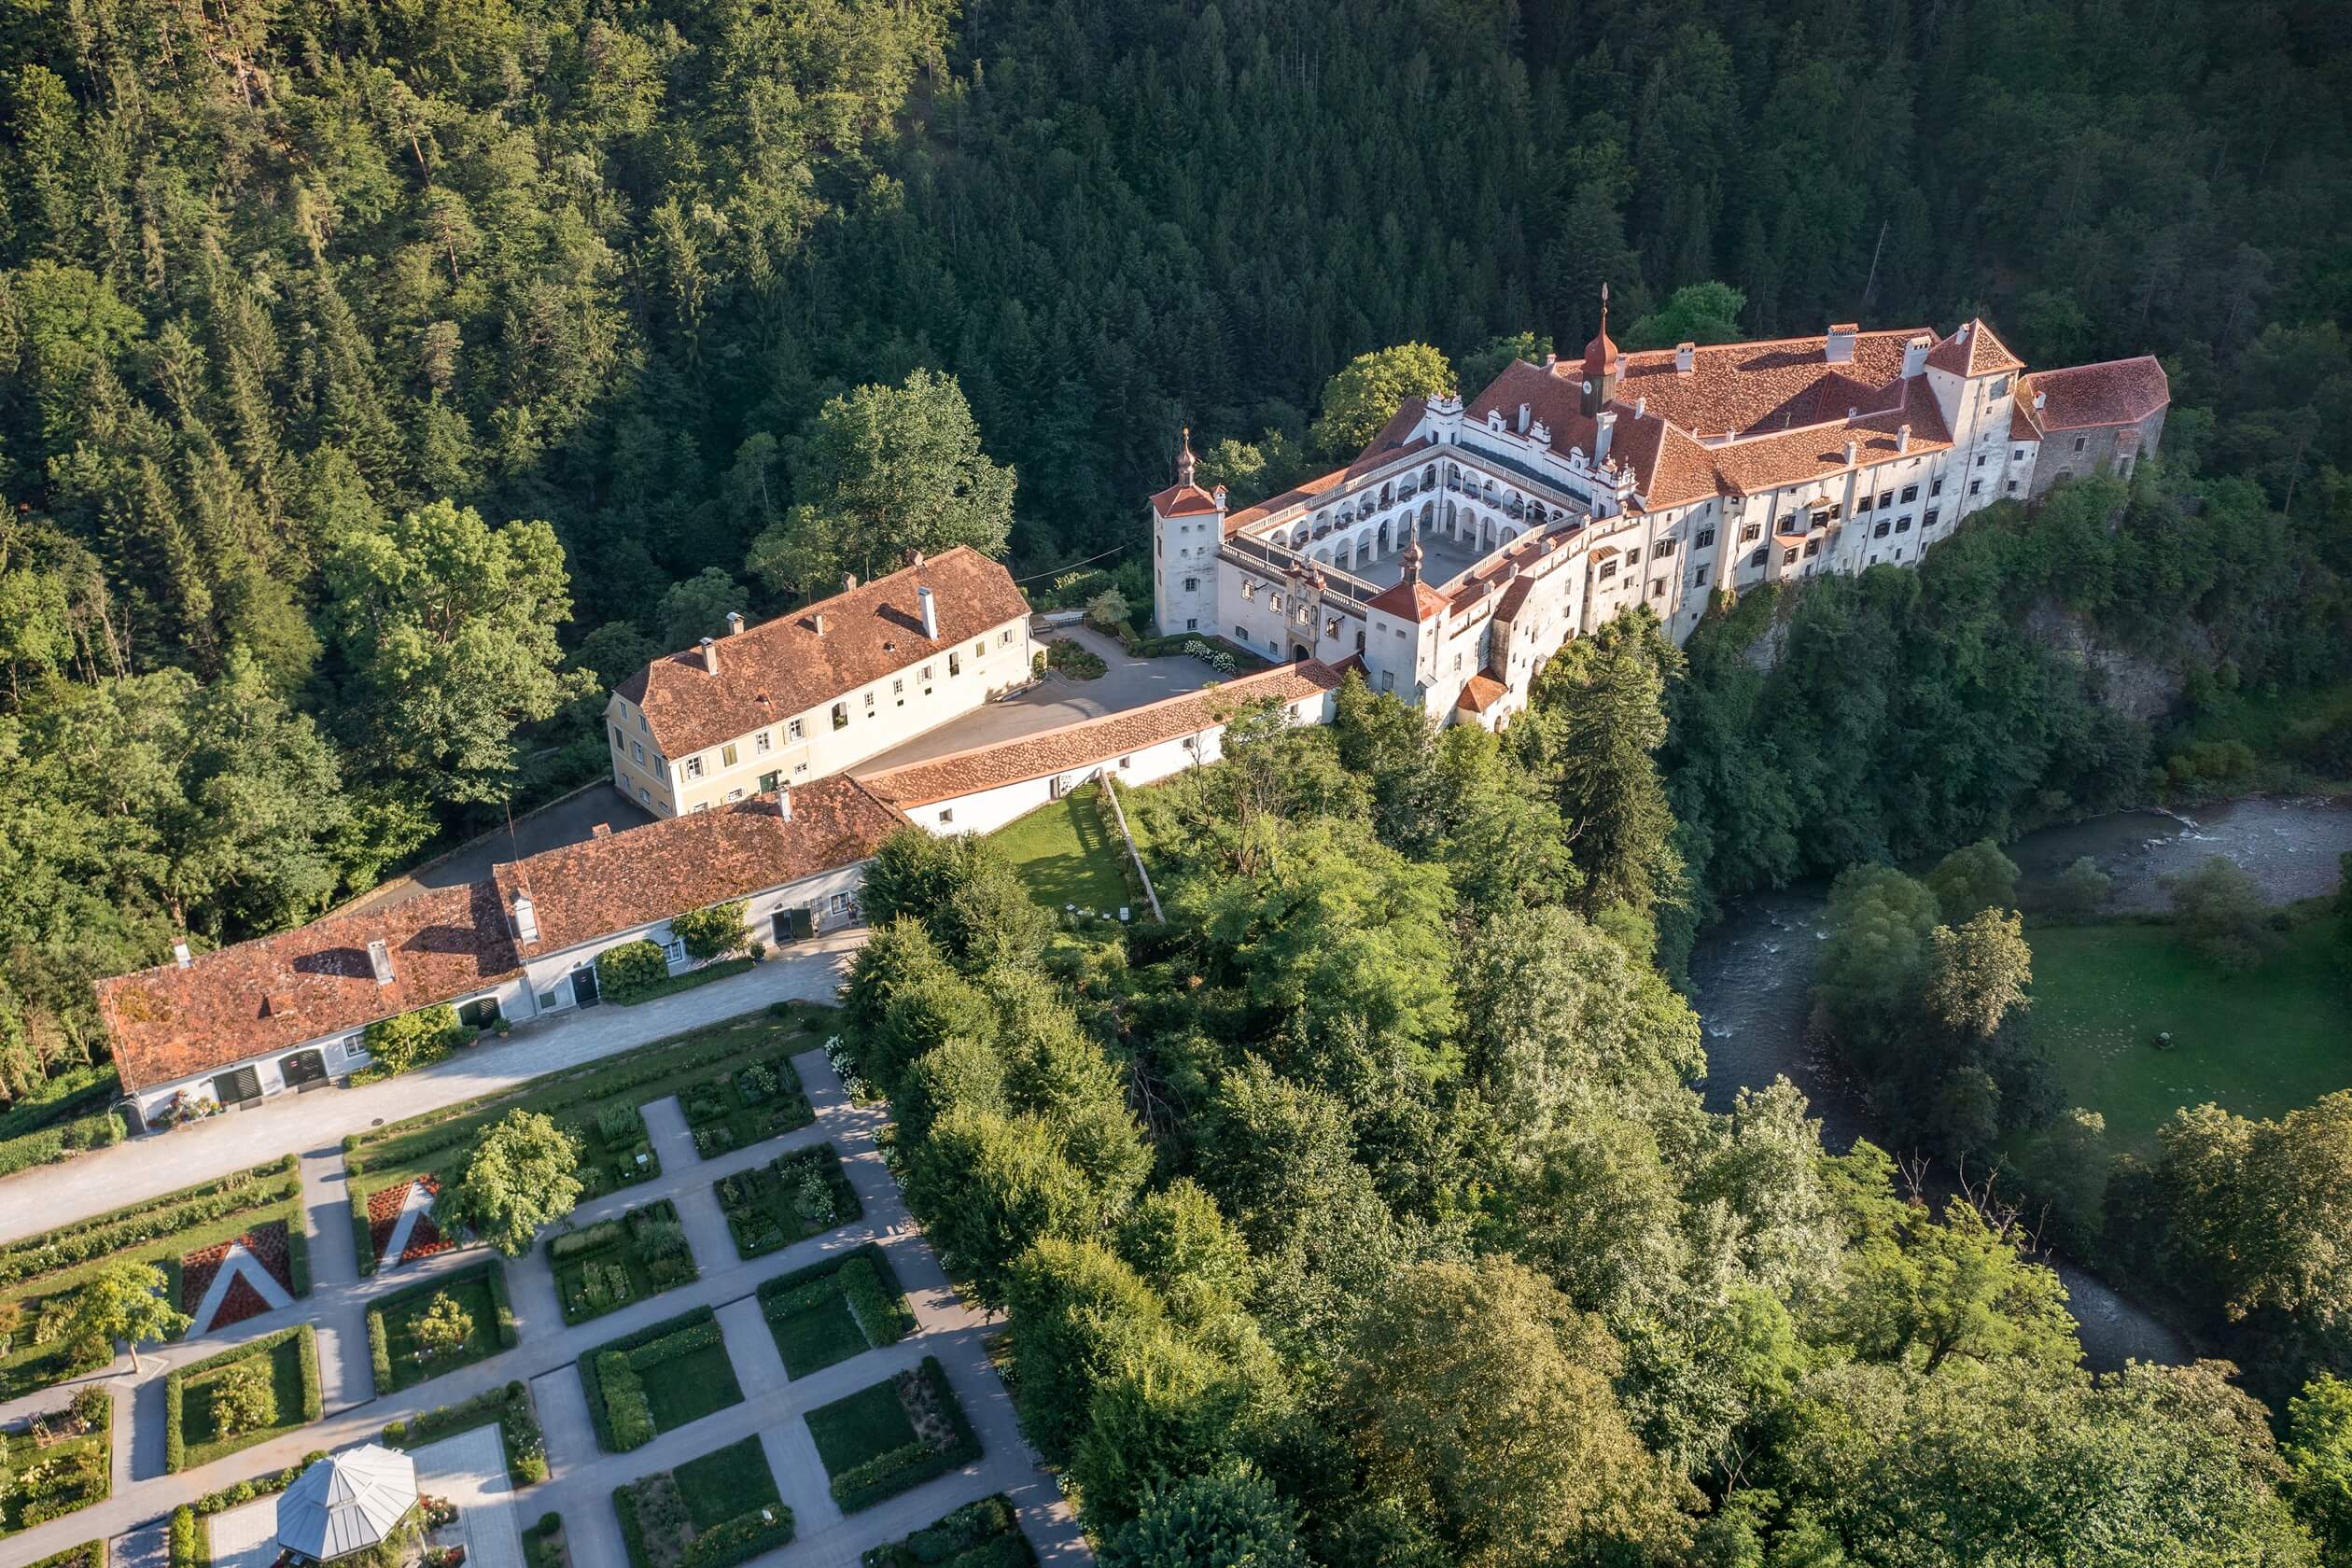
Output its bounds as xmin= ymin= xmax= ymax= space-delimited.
xmin=579 ymin=1307 xmax=743 ymax=1452
xmin=165 ymin=1324 xmax=321 ymax=1472
xmin=550 ymin=1200 xmax=697 ymax=1325
xmin=805 ymin=1357 xmax=979 ymax=1513
xmin=714 ymin=1144 xmax=861 ymax=1261
xmin=0 ymin=1157 xmax=307 ymax=1403
xmin=343 ymin=1010 xmax=818 ymax=1275
xmin=615 ymin=1434 xmax=790 ymax=1568
xmin=756 ymin=1244 xmax=917 ymax=1379
xmin=366 ymin=1261 xmax=517 ymax=1394
xmin=861 ymin=1494 xmax=1036 ymax=1568
xmin=1 ymin=1390 xmax=111 ymax=1536
xmin=678 ymin=1054 xmax=814 ymax=1159
xmin=383 ymin=1379 xmax=549 ymax=1486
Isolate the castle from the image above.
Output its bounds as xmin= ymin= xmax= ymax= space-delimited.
xmin=1152 ymin=312 xmax=2169 ymax=730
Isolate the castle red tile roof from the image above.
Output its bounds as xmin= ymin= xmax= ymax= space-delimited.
xmin=2019 ymin=357 xmax=2170 ymax=430
xmin=856 ymin=662 xmax=1345 ymax=808
xmin=1150 ymin=482 xmax=1223 ymax=516
xmin=614 ymin=547 xmax=1029 ymax=758
xmin=95 ymin=775 xmax=903 ymax=1092
xmin=1925 ymin=317 xmax=2023 ymax=380
xmin=1367 ymin=573 xmax=1452 ymax=622
xmin=1456 ymin=672 xmax=1508 ymax=713
xmin=1224 ymin=427 xmax=1433 ymax=535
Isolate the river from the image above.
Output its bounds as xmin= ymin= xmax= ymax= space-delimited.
xmin=1684 ymin=795 xmax=2352 ymax=1370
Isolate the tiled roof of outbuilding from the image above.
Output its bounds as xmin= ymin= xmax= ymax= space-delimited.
xmin=614 ymin=548 xmax=1029 ymax=758
xmin=2020 ymin=357 xmax=2170 ymax=430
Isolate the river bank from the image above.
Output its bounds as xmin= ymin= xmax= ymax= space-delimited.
xmin=1684 ymin=794 xmax=2352 ymax=1370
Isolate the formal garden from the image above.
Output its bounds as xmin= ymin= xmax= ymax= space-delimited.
xmin=365 ymin=1262 xmax=518 ymax=1393
xmin=714 ymin=1144 xmax=861 ymax=1260
xmin=550 ymin=1200 xmax=698 ymax=1325
xmin=613 ymin=1434 xmax=793 ymax=1568
xmin=343 ymin=1009 xmax=822 ymax=1274
xmin=163 ymin=1324 xmax=320 ymax=1472
xmin=0 ymin=1157 xmax=306 ymax=1401
xmin=756 ymin=1245 xmax=917 ymax=1378
xmin=806 ymin=1358 xmax=978 ymax=1512
xmin=0 ymin=1387 xmax=111 ymax=1537
xmin=678 ymin=1054 xmax=814 ymax=1158
xmin=580 ymin=1307 xmax=744 ymax=1453
xmin=862 ymin=1494 xmax=1036 ymax=1568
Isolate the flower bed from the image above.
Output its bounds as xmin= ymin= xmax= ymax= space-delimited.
xmin=578 ymin=1307 xmax=742 ymax=1452
xmin=163 ymin=1325 xmax=321 ymax=1473
xmin=383 ymin=1380 xmax=547 ymax=1487
xmin=614 ymin=1436 xmax=791 ymax=1568
xmin=364 ymin=1176 xmax=452 ymax=1266
xmin=713 ymin=1144 xmax=861 ymax=1260
xmin=1 ymin=1390 xmax=112 ymax=1536
xmin=677 ymin=1055 xmax=813 ymax=1158
xmin=548 ymin=1200 xmax=697 ymax=1325
xmin=179 ymin=1219 xmax=296 ymax=1313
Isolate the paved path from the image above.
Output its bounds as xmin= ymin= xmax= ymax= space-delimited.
xmin=4 ymin=1045 xmax=1089 ymax=1568
xmin=415 ymin=1424 xmax=526 ymax=1568
xmin=854 ymin=626 xmax=1219 ymax=774
xmin=0 ymin=938 xmax=864 ymax=1242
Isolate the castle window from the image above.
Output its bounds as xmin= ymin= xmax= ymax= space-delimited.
xmin=1989 ymin=375 xmax=2010 ymax=397
xmin=632 ymin=741 xmax=645 ymax=765
xmin=1873 ymin=520 xmax=1891 ymax=539
xmin=1749 ymin=547 xmax=1768 ymax=568
xmin=1696 ymin=527 xmax=1715 ymax=549
xmin=2074 ymin=435 xmax=2088 ymax=453
xmin=756 ymin=731 xmax=772 ymax=754
xmin=1855 ymin=493 xmax=1871 ymax=512
xmin=1741 ymin=523 xmax=1762 ymax=542
xmin=1879 ymin=491 xmax=1894 ymax=510
xmin=1896 ymin=516 xmax=1912 ymax=533
xmin=1803 ymin=539 xmax=1821 ymax=558
xmin=1925 ymin=508 xmax=1941 ymax=527
xmin=1650 ymin=577 xmax=1666 ymax=598
xmin=1969 ymin=480 xmax=1982 ymax=496
xmin=1901 ymin=484 xmax=1919 ymax=503
xmin=1242 ymin=581 xmax=1257 ymax=601
xmin=1931 ymin=478 xmax=1945 ymax=497
xmin=1783 ymin=548 xmax=1798 ymax=567
xmin=1692 ymin=566 xmax=1709 ymax=588
xmin=893 ymin=678 xmax=904 ymax=706
xmin=721 ymin=743 xmax=738 ymax=767
xmin=1652 ymin=539 xmax=1675 ymax=559
xmin=1597 ymin=557 xmax=1617 ymax=581
xmin=684 ymin=756 xmax=704 ymax=780
xmin=1183 ymin=577 xmax=1198 ymax=592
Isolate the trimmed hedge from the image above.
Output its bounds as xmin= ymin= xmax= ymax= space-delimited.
xmin=190 ymin=1451 xmax=329 ymax=1516
xmin=0 ymin=1109 xmax=125 ymax=1178
xmin=27 ymin=1541 xmax=110 ymax=1568
xmin=861 ymin=1495 xmax=1034 ymax=1568
xmin=757 ymin=1243 xmax=916 ymax=1346
xmin=595 ymin=941 xmax=668 ymax=1001
xmin=383 ymin=1379 xmax=548 ymax=1486
xmin=168 ymin=1506 xmax=203 ymax=1568
xmin=577 ymin=1307 xmax=722 ymax=1452
xmin=162 ymin=1324 xmax=320 ymax=1473
xmin=608 ymin=957 xmax=757 ymax=1007
xmin=828 ymin=1358 xmax=981 ymax=1512
xmin=0 ymin=1156 xmax=298 ymax=1289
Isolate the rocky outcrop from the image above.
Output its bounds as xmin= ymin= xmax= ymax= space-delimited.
xmin=2021 ymin=600 xmax=2193 ymax=722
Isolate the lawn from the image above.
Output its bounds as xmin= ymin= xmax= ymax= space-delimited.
xmin=714 ymin=1144 xmax=861 ymax=1260
xmin=613 ymin=1435 xmax=791 ymax=1568
xmin=343 ymin=1008 xmax=819 ymax=1272
xmin=807 ymin=1379 xmax=919 ymax=1476
xmin=549 ymin=1200 xmax=697 ymax=1325
xmin=167 ymin=1325 xmax=320 ymax=1472
xmin=0 ymin=1157 xmax=308 ymax=1403
xmin=807 ymin=1358 xmax=980 ymax=1512
xmin=2020 ymin=919 xmax=2352 ymax=1162
xmin=988 ymin=788 xmax=1133 ymax=914
xmin=367 ymin=1262 xmax=515 ymax=1393
xmin=862 ymin=1494 xmax=1035 ymax=1568
xmin=678 ymin=1052 xmax=815 ymax=1159
xmin=0 ymin=1391 xmax=110 ymax=1537
xmin=579 ymin=1307 xmax=742 ymax=1452
xmin=758 ymin=1244 xmax=917 ymax=1379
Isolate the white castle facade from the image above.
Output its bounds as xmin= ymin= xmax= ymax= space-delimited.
xmin=1152 ymin=313 xmax=2169 ymax=730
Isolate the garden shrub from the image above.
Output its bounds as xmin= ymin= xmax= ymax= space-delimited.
xmin=669 ymin=902 xmax=750 ymax=960
xmin=364 ymin=1005 xmax=469 ymax=1075
xmin=597 ymin=1351 xmax=657 ymax=1450
xmin=595 ymin=941 xmax=669 ymax=1001
xmin=0 ymin=1157 xmax=298 ymax=1289
xmin=168 ymin=1506 xmax=200 ymax=1568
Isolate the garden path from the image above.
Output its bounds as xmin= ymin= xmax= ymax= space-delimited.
xmin=185 ymin=1247 xmax=294 ymax=1337
xmin=414 ymin=1423 xmax=526 ymax=1568
xmin=203 ymin=1493 xmax=277 ymax=1568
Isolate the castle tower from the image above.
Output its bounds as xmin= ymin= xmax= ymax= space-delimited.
xmin=1581 ymin=283 xmax=1623 ymax=417
xmin=1149 ymin=426 xmax=1225 ymax=637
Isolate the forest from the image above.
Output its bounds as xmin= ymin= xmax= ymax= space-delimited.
xmin=3 ymin=0 xmax=2350 ymax=1092
xmin=844 ymin=678 xmax=2352 ymax=1566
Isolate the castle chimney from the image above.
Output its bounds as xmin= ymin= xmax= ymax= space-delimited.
xmin=511 ymin=892 xmax=539 ymax=946
xmin=366 ymin=939 xmax=395 ymax=986
xmin=174 ymin=942 xmax=193 ymax=970
xmin=1593 ymin=409 xmax=1617 ymax=467
xmin=1842 ymin=438 xmax=1859 ymax=466
xmin=843 ymin=573 xmax=858 ymax=592
xmin=2034 ymin=391 xmax=2047 ymax=411
xmin=725 ymin=610 xmax=745 ymax=637
xmin=1634 ymin=395 xmax=1647 ymax=419
xmin=1826 ymin=323 xmax=1857 ymax=364
xmin=699 ymin=637 xmax=719 ymax=674
xmin=1673 ymin=343 xmax=1695 ymax=374
xmin=1517 ymin=402 xmax=1532 ymax=434
xmin=1212 ymin=483 xmax=1227 ymax=511
xmin=591 ymin=823 xmax=612 ymax=838
xmin=778 ymin=787 xmax=792 ymax=822
xmin=812 ymin=613 xmax=826 ymax=637
xmin=1902 ymin=335 xmax=1931 ymax=378
xmin=1897 ymin=424 xmax=1912 ymax=454
xmin=907 ymin=548 xmax=925 ymax=567
xmin=917 ymin=584 xmax=938 ymax=639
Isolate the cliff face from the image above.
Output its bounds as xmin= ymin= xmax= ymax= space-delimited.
xmin=2021 ymin=600 xmax=2197 ymax=723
